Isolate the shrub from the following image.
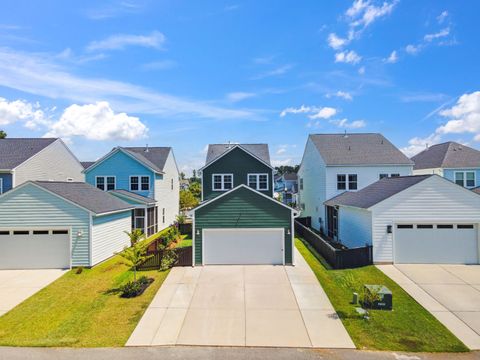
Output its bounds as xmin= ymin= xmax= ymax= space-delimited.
xmin=75 ymin=266 xmax=84 ymax=274
xmin=159 ymin=249 xmax=178 ymax=271
xmin=119 ymin=276 xmax=153 ymax=298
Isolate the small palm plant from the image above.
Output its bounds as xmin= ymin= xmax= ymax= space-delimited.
xmin=117 ymin=241 xmax=152 ymax=282
xmin=124 ymin=229 xmax=146 ymax=246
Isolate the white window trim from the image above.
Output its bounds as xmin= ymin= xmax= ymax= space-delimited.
xmin=212 ymin=173 xmax=234 ymax=191
xmin=130 ymin=175 xmax=150 ymax=192
xmin=247 ymin=173 xmax=269 ymax=191
xmin=0 ymin=178 xmax=3 ymax=194
xmin=337 ymin=173 xmax=357 ymax=190
xmin=454 ymin=171 xmax=476 ymax=188
xmin=95 ymin=176 xmax=116 ymax=191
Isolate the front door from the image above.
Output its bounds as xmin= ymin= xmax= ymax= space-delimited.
xmin=326 ymin=206 xmax=338 ymax=240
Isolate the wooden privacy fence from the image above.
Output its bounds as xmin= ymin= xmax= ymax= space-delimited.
xmin=138 ymin=246 xmax=192 ymax=270
xmin=294 ymin=220 xmax=372 ymax=269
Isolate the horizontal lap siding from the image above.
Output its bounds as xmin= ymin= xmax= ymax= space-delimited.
xmin=91 ymin=211 xmax=131 ymax=266
xmin=338 ymin=206 xmax=372 ymax=248
xmin=0 ymin=184 xmax=90 ymax=266
xmin=371 ymin=176 xmax=480 ymax=263
xmin=195 ymin=187 xmax=293 ymax=265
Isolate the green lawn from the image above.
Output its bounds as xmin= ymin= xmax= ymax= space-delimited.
xmin=176 ymin=235 xmax=192 ymax=248
xmin=296 ymin=238 xmax=468 ymax=352
xmin=0 ymin=238 xmax=170 ymax=347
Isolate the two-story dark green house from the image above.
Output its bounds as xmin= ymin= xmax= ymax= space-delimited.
xmin=193 ymin=144 xmax=298 ymax=266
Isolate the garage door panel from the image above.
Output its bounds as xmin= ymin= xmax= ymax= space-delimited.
xmin=395 ymin=225 xmax=478 ymax=264
xmin=204 ymin=228 xmax=284 ymax=265
xmin=0 ymin=233 xmax=70 ymax=269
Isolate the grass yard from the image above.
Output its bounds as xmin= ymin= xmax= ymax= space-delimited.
xmin=296 ymin=238 xmax=468 ymax=352
xmin=0 ymin=233 xmax=171 ymax=347
xmin=176 ymin=235 xmax=192 ymax=248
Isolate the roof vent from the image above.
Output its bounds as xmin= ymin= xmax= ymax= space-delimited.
xmin=145 ymin=144 xmax=149 ymax=153
xmin=343 ymin=130 xmax=348 ymax=138
xmin=348 ymin=145 xmax=351 ymax=151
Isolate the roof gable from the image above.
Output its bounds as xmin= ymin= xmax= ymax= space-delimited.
xmin=412 ymin=141 xmax=480 ymax=169
xmin=203 ymin=144 xmax=272 ymax=169
xmin=0 ymin=138 xmax=57 ymax=170
xmin=309 ymin=133 xmax=413 ymax=166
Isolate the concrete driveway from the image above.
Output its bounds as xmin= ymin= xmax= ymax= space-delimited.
xmin=0 ymin=269 xmax=67 ymax=317
xmin=127 ymin=249 xmax=354 ymax=348
xmin=378 ymin=264 xmax=480 ymax=350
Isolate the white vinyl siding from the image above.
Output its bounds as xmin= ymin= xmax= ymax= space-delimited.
xmin=338 ymin=206 xmax=372 ymax=248
xmin=91 ymin=212 xmax=131 ymax=266
xmin=371 ymin=176 xmax=480 ymax=263
xmin=14 ymin=139 xmax=84 ymax=186
xmin=154 ymin=150 xmax=180 ymax=231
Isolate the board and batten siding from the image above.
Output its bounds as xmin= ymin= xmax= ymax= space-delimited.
xmin=85 ymin=150 xmax=156 ymax=199
xmin=14 ymin=139 xmax=84 ymax=186
xmin=338 ymin=206 xmax=372 ymax=249
xmin=154 ymin=150 xmax=179 ymax=229
xmin=0 ymin=183 xmax=91 ymax=266
xmin=194 ymin=186 xmax=293 ymax=265
xmin=298 ymin=137 xmax=327 ymax=231
xmin=371 ymin=176 xmax=480 ymax=263
xmin=202 ymin=147 xmax=274 ymax=201
xmin=91 ymin=211 xmax=131 ymax=266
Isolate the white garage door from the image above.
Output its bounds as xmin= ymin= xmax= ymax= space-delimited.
xmin=0 ymin=230 xmax=70 ymax=269
xmin=203 ymin=228 xmax=284 ymax=265
xmin=394 ymin=224 xmax=478 ymax=264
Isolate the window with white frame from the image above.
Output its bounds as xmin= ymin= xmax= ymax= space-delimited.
xmin=141 ymin=176 xmax=150 ymax=191
xmin=337 ymin=174 xmax=346 ymax=190
xmin=337 ymin=174 xmax=358 ymax=190
xmin=96 ymin=176 xmax=115 ymax=191
xmin=0 ymin=178 xmax=3 ymax=194
xmin=379 ymin=173 xmax=400 ymax=180
xmin=299 ymin=178 xmax=303 ymax=190
xmin=455 ymin=171 xmax=476 ymax=188
xmin=130 ymin=176 xmax=150 ymax=191
xmin=212 ymin=174 xmax=233 ymax=191
xmin=348 ymin=174 xmax=358 ymax=190
xmin=248 ymin=173 xmax=269 ymax=190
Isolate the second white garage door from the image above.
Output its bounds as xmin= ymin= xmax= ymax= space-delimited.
xmin=394 ymin=224 xmax=478 ymax=264
xmin=0 ymin=230 xmax=71 ymax=269
xmin=203 ymin=228 xmax=284 ymax=265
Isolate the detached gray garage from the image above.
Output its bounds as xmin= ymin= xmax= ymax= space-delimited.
xmin=325 ymin=175 xmax=480 ymax=264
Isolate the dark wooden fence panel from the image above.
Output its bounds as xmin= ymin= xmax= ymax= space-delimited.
xmin=138 ymin=246 xmax=193 ymax=270
xmin=179 ymin=223 xmax=192 ymax=237
xmin=295 ymin=220 xmax=372 ymax=269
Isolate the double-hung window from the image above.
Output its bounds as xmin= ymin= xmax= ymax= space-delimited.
xmin=248 ymin=173 xmax=269 ymax=191
xmin=348 ymin=174 xmax=358 ymax=190
xmin=337 ymin=174 xmax=347 ymax=190
xmin=455 ymin=171 xmax=475 ymax=188
xmin=380 ymin=173 xmax=400 ymax=180
xmin=337 ymin=174 xmax=357 ymax=190
xmin=212 ymin=174 xmax=233 ymax=191
xmin=96 ymin=176 xmax=115 ymax=191
xmin=130 ymin=176 xmax=150 ymax=191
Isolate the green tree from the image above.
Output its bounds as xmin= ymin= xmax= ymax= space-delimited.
xmin=180 ymin=172 xmax=186 ymax=180
xmin=117 ymin=241 xmax=151 ymax=282
xmin=189 ymin=181 xmax=201 ymax=200
xmin=124 ymin=229 xmax=146 ymax=246
xmin=180 ymin=189 xmax=199 ymax=210
xmin=0 ymin=130 xmax=6 ymax=139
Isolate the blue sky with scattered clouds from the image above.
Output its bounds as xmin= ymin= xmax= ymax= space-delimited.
xmin=1 ymin=0 xmax=479 ymax=174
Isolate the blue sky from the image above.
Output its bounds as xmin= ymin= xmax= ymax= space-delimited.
xmin=1 ymin=0 xmax=479 ymax=174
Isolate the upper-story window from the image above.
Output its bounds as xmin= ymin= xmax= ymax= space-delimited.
xmin=96 ymin=176 xmax=115 ymax=191
xmin=455 ymin=171 xmax=475 ymax=188
xmin=212 ymin=174 xmax=233 ymax=191
xmin=380 ymin=173 xmax=401 ymax=180
xmin=248 ymin=173 xmax=269 ymax=191
xmin=171 ymin=178 xmax=174 ymax=190
xmin=299 ymin=178 xmax=303 ymax=190
xmin=337 ymin=174 xmax=357 ymax=190
xmin=130 ymin=176 xmax=150 ymax=191
xmin=0 ymin=178 xmax=3 ymax=194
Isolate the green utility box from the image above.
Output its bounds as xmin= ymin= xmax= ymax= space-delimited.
xmin=363 ymin=285 xmax=392 ymax=310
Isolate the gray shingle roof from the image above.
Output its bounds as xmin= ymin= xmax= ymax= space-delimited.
xmin=324 ymin=175 xmax=432 ymax=209
xmin=110 ymin=189 xmax=156 ymax=205
xmin=33 ymin=181 xmax=134 ymax=214
xmin=205 ymin=144 xmax=271 ymax=166
xmin=81 ymin=161 xmax=95 ymax=170
xmin=411 ymin=142 xmax=480 ymax=170
xmin=0 ymin=138 xmax=57 ymax=170
xmin=309 ymin=133 xmax=413 ymax=166
xmin=121 ymin=147 xmax=171 ymax=173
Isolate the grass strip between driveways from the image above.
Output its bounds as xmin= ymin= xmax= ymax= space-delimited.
xmin=0 ymin=231 xmax=171 ymax=347
xmin=296 ymin=237 xmax=468 ymax=352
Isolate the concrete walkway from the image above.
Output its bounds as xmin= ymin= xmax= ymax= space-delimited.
xmin=127 ymin=249 xmax=355 ymax=348
xmin=0 ymin=269 xmax=67 ymax=317
xmin=377 ymin=264 xmax=480 ymax=350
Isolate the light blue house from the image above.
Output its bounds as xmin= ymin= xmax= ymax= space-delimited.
xmin=274 ymin=173 xmax=298 ymax=205
xmin=412 ymin=141 xmax=480 ymax=189
xmin=84 ymin=146 xmax=180 ymax=236
xmin=0 ymin=181 xmax=134 ymax=269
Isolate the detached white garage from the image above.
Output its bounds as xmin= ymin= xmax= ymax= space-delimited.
xmin=325 ymin=175 xmax=480 ymax=264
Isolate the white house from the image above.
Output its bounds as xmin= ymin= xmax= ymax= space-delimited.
xmin=325 ymin=175 xmax=480 ymax=264
xmin=297 ymin=133 xmax=413 ymax=234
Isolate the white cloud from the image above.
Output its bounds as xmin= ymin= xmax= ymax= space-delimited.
xmin=347 ymin=0 xmax=398 ymax=29
xmin=280 ymin=105 xmax=315 ymax=117
xmin=86 ymin=31 xmax=165 ymax=52
xmin=251 ymin=64 xmax=294 ymax=80
xmin=437 ymin=11 xmax=448 ymax=24
xmin=271 ymin=158 xmax=293 ymax=167
xmin=335 ymin=50 xmax=361 ymax=64
xmin=0 ymin=97 xmax=46 ymax=126
xmin=331 ymin=118 xmax=366 ymax=129
xmin=327 ymin=33 xmax=349 ymax=50
xmin=437 ymin=91 xmax=480 ymax=140
xmin=358 ymin=66 xmax=366 ymax=74
xmin=385 ymin=50 xmax=398 ymax=63
xmin=326 ymin=91 xmax=353 ymax=101
xmin=424 ymin=27 xmax=450 ymax=42
xmin=405 ymin=44 xmax=421 ymax=54
xmin=401 ymin=133 xmax=441 ymax=157
xmin=45 ymin=101 xmax=148 ymax=141
xmin=141 ymin=60 xmax=177 ymax=71
xmin=0 ymin=47 xmax=255 ymax=120
xmin=309 ymin=107 xmax=337 ymax=120
xmin=226 ymin=92 xmax=256 ymax=102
